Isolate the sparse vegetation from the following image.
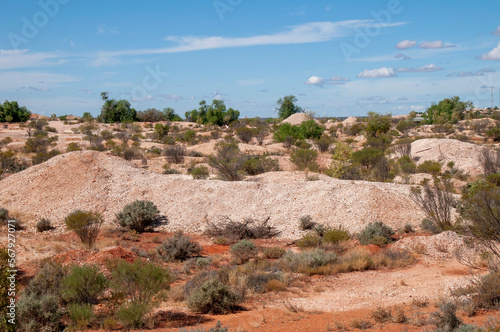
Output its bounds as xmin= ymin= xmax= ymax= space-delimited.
xmin=356 ymin=221 xmax=394 ymax=246
xmin=116 ymin=200 xmax=160 ymax=233
xmin=64 ymin=210 xmax=104 ymax=247
xmin=157 ymin=232 xmax=203 ymax=261
xmin=187 ymin=277 xmax=239 ymax=314
xmin=205 ymin=216 xmax=279 ymax=242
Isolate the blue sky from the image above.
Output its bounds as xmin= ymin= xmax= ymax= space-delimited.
xmin=1 ymin=0 xmax=500 ymax=118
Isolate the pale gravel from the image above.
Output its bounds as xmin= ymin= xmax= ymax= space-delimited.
xmin=0 ymin=151 xmax=426 ymax=239
xmin=411 ymin=138 xmax=485 ymax=176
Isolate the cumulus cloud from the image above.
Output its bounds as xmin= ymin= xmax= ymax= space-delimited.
xmin=395 ymin=40 xmax=416 ymax=49
xmin=396 ymin=64 xmax=443 ymax=73
xmin=305 ymin=75 xmax=350 ymax=86
xmin=419 ymin=41 xmax=457 ymax=49
xmin=305 ymin=75 xmax=327 ymax=86
xmin=481 ymin=42 xmax=500 ymax=61
xmin=357 ymin=67 xmax=396 ymax=78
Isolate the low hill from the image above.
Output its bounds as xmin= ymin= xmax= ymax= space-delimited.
xmin=0 ymin=151 xmax=426 ymax=237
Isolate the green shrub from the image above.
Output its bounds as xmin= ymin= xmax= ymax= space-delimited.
xmin=299 ymin=215 xmax=316 ymax=230
xmin=262 ymin=246 xmax=286 ymax=259
xmin=356 ymin=222 xmax=394 ymax=246
xmin=279 ymin=249 xmax=337 ymax=272
xmin=417 ymin=160 xmax=442 ymax=175
xmin=0 ymin=249 xmax=14 ymax=332
xmin=157 ymin=232 xmax=202 ymax=262
xmin=398 ymin=155 xmax=417 ymax=174
xmin=66 ymin=142 xmax=82 ymax=152
xmin=115 ymin=200 xmax=160 ymax=233
xmin=235 ymin=127 xmax=253 ymax=143
xmin=18 ymin=261 xmax=67 ymax=332
xmin=116 ymin=302 xmax=151 ymax=329
xmin=36 ymin=218 xmax=53 ymax=232
xmin=322 ymin=227 xmax=351 ymax=244
xmin=245 ymin=271 xmax=286 ymax=293
xmin=296 ymin=233 xmax=322 ymax=249
xmin=65 ymin=210 xmax=104 ymax=247
xmin=486 ymin=172 xmax=500 ymax=186
xmin=17 ymin=293 xmax=62 ymax=332
xmin=187 ymin=277 xmax=238 ymax=314
xmin=273 ymin=120 xmax=324 ymax=142
xmin=68 ymin=303 xmax=95 ymax=330
xmin=352 ymin=147 xmax=384 ymax=169
xmin=475 ymin=271 xmax=500 ymax=308
xmin=62 ymin=265 xmax=107 ymax=304
xmin=290 ymin=148 xmax=318 ymax=171
xmin=241 ymin=155 xmax=280 ymax=175
xmin=110 ymin=259 xmax=172 ymax=305
xmin=189 ymin=165 xmax=210 ymax=179
xmin=230 ymin=239 xmax=257 ymax=264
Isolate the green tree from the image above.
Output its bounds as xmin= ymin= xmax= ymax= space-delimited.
xmin=163 ymin=107 xmax=182 ymax=121
xmin=0 ymin=100 xmax=31 ymax=123
xmin=423 ymin=96 xmax=473 ymax=124
xmin=98 ymin=92 xmax=137 ymax=123
xmin=365 ymin=112 xmax=392 ymax=137
xmin=185 ymin=99 xmax=239 ymax=125
xmin=276 ymin=95 xmax=302 ymax=119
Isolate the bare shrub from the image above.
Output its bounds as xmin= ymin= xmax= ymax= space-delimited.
xmin=207 ymin=141 xmax=246 ymax=181
xmin=478 ymin=147 xmax=500 ymax=176
xmin=410 ymin=177 xmax=456 ymax=232
xmin=164 ymin=145 xmax=187 ymax=164
xmin=205 ymin=216 xmax=280 ymax=242
xmin=393 ymin=137 xmax=412 ymax=157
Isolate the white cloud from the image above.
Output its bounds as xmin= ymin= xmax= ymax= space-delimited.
xmin=131 ymin=94 xmax=154 ymax=102
xmin=419 ymin=41 xmax=457 ymax=49
xmin=91 ymin=20 xmax=406 ymax=65
xmin=481 ymin=42 xmax=500 ymax=61
xmin=0 ymin=49 xmax=64 ymax=70
xmin=397 ymin=64 xmax=443 ymax=73
xmin=97 ymin=24 xmax=119 ymax=34
xmin=494 ymin=25 xmax=500 ymax=36
xmin=305 ymin=75 xmax=327 ymax=86
xmin=395 ymin=40 xmax=416 ymax=49
xmin=357 ymin=67 xmax=396 ymax=78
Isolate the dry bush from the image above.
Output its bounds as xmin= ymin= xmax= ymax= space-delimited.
xmin=164 ymin=145 xmax=187 ymax=164
xmin=205 ymin=216 xmax=280 ymax=241
xmin=372 ymin=306 xmax=392 ymax=323
xmin=410 ymin=177 xmax=456 ymax=233
xmin=207 ymin=140 xmax=246 ymax=181
xmin=478 ymin=147 xmax=500 ymax=176
xmin=157 ymin=232 xmax=202 ymax=262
